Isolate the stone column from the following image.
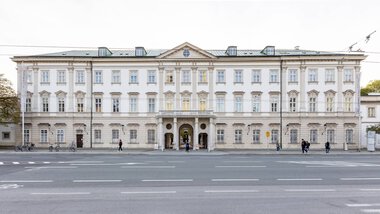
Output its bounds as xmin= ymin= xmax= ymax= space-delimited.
xmin=191 ymin=67 xmax=197 ymax=110
xmin=208 ymin=66 xmax=214 ymax=110
xmin=68 ymin=66 xmax=74 ymax=112
xmin=194 ymin=118 xmax=199 ymax=150
xmin=158 ymin=66 xmax=164 ymax=110
xmin=173 ymin=117 xmax=178 ymax=150
xmin=300 ymin=66 xmax=306 ymax=112
xmin=158 ymin=118 xmax=163 ymax=151
xmin=208 ymin=118 xmax=215 ymax=152
xmin=32 ymin=66 xmax=39 ymax=112
xmin=355 ymin=66 xmax=362 ymax=150
xmin=337 ymin=66 xmax=343 ymax=112
xmin=175 ymin=66 xmax=181 ymax=110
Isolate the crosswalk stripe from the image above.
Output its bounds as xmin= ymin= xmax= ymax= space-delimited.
xmin=12 ymin=162 xmax=20 ymax=164
xmin=0 ymin=162 xmax=4 ymax=165
xmin=43 ymin=162 xmax=50 ymax=164
xmin=361 ymin=209 xmax=380 ymax=213
xmin=28 ymin=162 xmax=35 ymax=164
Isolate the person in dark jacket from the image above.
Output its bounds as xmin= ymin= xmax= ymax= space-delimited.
xmin=325 ymin=141 xmax=330 ymax=153
xmin=301 ymin=139 xmax=306 ymax=154
xmin=118 ymin=139 xmax=123 ymax=152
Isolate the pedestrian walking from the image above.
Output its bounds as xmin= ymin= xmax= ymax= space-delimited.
xmin=118 ymin=139 xmax=123 ymax=151
xmin=301 ymin=139 xmax=306 ymax=154
xmin=305 ymin=141 xmax=310 ymax=153
xmin=185 ymin=141 xmax=190 ymax=152
xmin=325 ymin=141 xmax=330 ymax=153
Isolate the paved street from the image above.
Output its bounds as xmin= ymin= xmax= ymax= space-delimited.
xmin=1 ymin=152 xmax=380 ymax=214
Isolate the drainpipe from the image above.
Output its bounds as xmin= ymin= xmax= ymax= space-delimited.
xmin=90 ymin=60 xmax=93 ymax=149
xmin=280 ymin=59 xmax=283 ymax=149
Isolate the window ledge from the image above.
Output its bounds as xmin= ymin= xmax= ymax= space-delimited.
xmin=128 ymin=142 xmax=139 ymax=144
xmin=216 ymin=142 xmax=225 ymax=144
xmin=75 ymin=82 xmax=85 ymax=85
xmin=129 ymin=82 xmax=139 ymax=85
xmin=111 ymin=82 xmax=121 ymax=85
xmin=40 ymin=82 xmax=50 ymax=85
xmin=181 ymin=82 xmax=191 ymax=85
xmin=198 ymin=82 xmax=208 ymax=85
xmin=325 ymin=81 xmax=336 ymax=84
xmin=251 ymin=82 xmax=261 ymax=84
xmin=343 ymin=81 xmax=354 ymax=84
xmin=147 ymin=82 xmax=157 ymax=85
xmin=308 ymin=81 xmax=319 ymax=84
xmin=56 ymin=82 xmax=67 ymax=85
xmin=269 ymin=82 xmax=279 ymax=84
xmin=288 ymin=81 xmax=298 ymax=84
xmin=216 ymin=82 xmax=226 ymax=84
xmin=165 ymin=82 xmax=175 ymax=85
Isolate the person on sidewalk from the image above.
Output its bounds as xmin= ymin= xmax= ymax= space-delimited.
xmin=185 ymin=141 xmax=190 ymax=152
xmin=305 ymin=141 xmax=310 ymax=153
xmin=118 ymin=139 xmax=123 ymax=152
xmin=301 ymin=139 xmax=306 ymax=154
xmin=325 ymin=141 xmax=330 ymax=153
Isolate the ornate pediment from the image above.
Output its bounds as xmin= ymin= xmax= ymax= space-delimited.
xmin=157 ymin=42 xmax=216 ymax=59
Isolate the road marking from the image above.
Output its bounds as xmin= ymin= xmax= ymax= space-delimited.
xmin=12 ymin=162 xmax=20 ymax=165
xmin=340 ymin=178 xmax=380 ymax=181
xmin=121 ymin=166 xmax=175 ymax=169
xmin=0 ymin=184 xmax=23 ymax=189
xmin=277 ymin=178 xmax=323 ymax=181
xmin=361 ymin=209 xmax=380 ymax=213
xmin=360 ymin=189 xmax=380 ymax=191
xmin=223 ymin=161 xmax=263 ymax=163
xmin=215 ymin=166 xmax=266 ymax=168
xmin=284 ymin=189 xmax=336 ymax=192
xmin=71 ymin=163 xmax=123 ymax=166
xmin=0 ymin=162 xmax=4 ymax=165
xmin=25 ymin=166 xmax=78 ymax=169
xmin=347 ymin=204 xmax=380 ymax=207
xmin=212 ymin=179 xmax=259 ymax=182
xmin=43 ymin=162 xmax=50 ymax=164
xmin=64 ymin=161 xmax=104 ymax=163
xmin=73 ymin=180 xmax=122 ymax=183
xmin=142 ymin=179 xmax=193 ymax=182
xmin=28 ymin=162 xmax=35 ymax=164
xmin=0 ymin=180 xmax=53 ymax=183
xmin=121 ymin=191 xmax=176 ymax=194
xmin=31 ymin=192 xmax=90 ymax=195
xmin=168 ymin=161 xmax=185 ymax=163
xmin=205 ymin=190 xmax=259 ymax=193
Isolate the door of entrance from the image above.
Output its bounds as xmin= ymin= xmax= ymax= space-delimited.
xmin=199 ymin=133 xmax=208 ymax=149
xmin=179 ymin=124 xmax=193 ymax=149
xmin=165 ymin=133 xmax=174 ymax=149
xmin=76 ymin=134 xmax=83 ymax=148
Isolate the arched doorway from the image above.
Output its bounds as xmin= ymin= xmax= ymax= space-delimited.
xmin=179 ymin=124 xmax=193 ymax=149
xmin=199 ymin=133 xmax=208 ymax=149
xmin=165 ymin=133 xmax=174 ymax=149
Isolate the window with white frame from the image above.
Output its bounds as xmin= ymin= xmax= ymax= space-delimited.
xmin=94 ymin=129 xmax=101 ymax=143
xmin=344 ymin=97 xmax=353 ymax=112
xmin=27 ymin=71 xmax=32 ymax=83
xmin=270 ymin=95 xmax=279 ymax=112
xmin=216 ymin=96 xmax=225 ymax=112
xmin=217 ymin=129 xmax=224 ymax=143
xmin=26 ymin=98 xmax=31 ymax=112
xmin=344 ymin=69 xmax=353 ymax=82
xmin=326 ymin=92 xmax=335 ymax=112
xmin=290 ymin=129 xmax=298 ymax=144
xmin=41 ymin=70 xmax=49 ymax=83
xmin=129 ymin=96 xmax=137 ymax=112
xmin=129 ymin=70 xmax=138 ymax=84
xmin=217 ymin=70 xmax=225 ymax=83
xmin=76 ymin=70 xmax=85 ymax=83
xmin=165 ymin=95 xmax=174 ymax=110
xmin=24 ymin=129 xmax=30 ymax=143
xmin=368 ymin=107 xmax=376 ymax=117
xmin=148 ymin=70 xmax=156 ymax=84
xmin=95 ymin=98 xmax=102 ymax=112
xmin=112 ymin=98 xmax=120 ymax=112
xmin=234 ymin=70 xmax=243 ymax=83
xmin=182 ymin=97 xmax=190 ymax=111
xmin=57 ymin=70 xmax=66 ymax=83
xmin=112 ymin=70 xmax=121 ymax=84
xmin=325 ymin=69 xmax=335 ymax=82
xmin=58 ymin=97 xmax=65 ymax=112
xmin=130 ymin=130 xmax=137 ymax=142
xmin=56 ymin=129 xmax=64 ymax=143
xmin=199 ymin=98 xmax=206 ymax=111
xmin=346 ymin=129 xmax=353 ymax=144
xmin=94 ymin=70 xmax=102 ymax=84
xmin=234 ymin=96 xmax=243 ymax=112
xmin=252 ymin=70 xmax=261 ymax=83
xmin=288 ymin=69 xmax=298 ymax=82
xmin=309 ymin=97 xmax=317 ymax=112
xmin=310 ymin=129 xmax=318 ymax=143
xmin=271 ymin=129 xmax=279 ymax=144
xmin=166 ymin=70 xmax=173 ymax=83
xmin=308 ymin=69 xmax=318 ymax=82
xmin=148 ymin=129 xmax=155 ymax=143
xmin=42 ymin=97 xmax=49 ymax=112
xmin=40 ymin=130 xmax=48 ymax=143
xmin=234 ymin=129 xmax=242 ymax=144
xmin=289 ymin=97 xmax=297 ymax=112
xmin=77 ymin=98 xmax=84 ymax=112
xmin=327 ymin=129 xmax=335 ymax=143
xmin=270 ymin=69 xmax=278 ymax=83
xmin=252 ymin=130 xmax=260 ymax=143
xmin=112 ymin=129 xmax=119 ymax=143
xmin=182 ymin=70 xmax=190 ymax=83
xmin=252 ymin=95 xmax=261 ymax=112
xmin=148 ymin=98 xmax=156 ymax=112
xmin=199 ymin=70 xmax=207 ymax=83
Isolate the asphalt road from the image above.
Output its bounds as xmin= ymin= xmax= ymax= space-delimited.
xmin=1 ymin=153 xmax=380 ymax=214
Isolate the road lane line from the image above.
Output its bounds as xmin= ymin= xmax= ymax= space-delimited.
xmin=360 ymin=189 xmax=380 ymax=191
xmin=65 ymin=161 xmax=104 ymax=163
xmin=12 ymin=162 xmax=20 ymax=165
xmin=215 ymin=166 xmax=266 ymax=168
xmin=142 ymin=179 xmax=193 ymax=182
xmin=0 ymin=180 xmax=53 ymax=183
xmin=25 ymin=166 xmax=78 ymax=169
xmin=121 ymin=166 xmax=175 ymax=169
xmin=73 ymin=180 xmax=122 ymax=183
xmin=0 ymin=162 xmax=4 ymax=165
xmin=340 ymin=178 xmax=380 ymax=181
xmin=205 ymin=190 xmax=259 ymax=193
xmin=43 ymin=162 xmax=50 ymax=164
xmin=277 ymin=178 xmax=323 ymax=181
xmin=223 ymin=161 xmax=263 ymax=163
xmin=168 ymin=161 xmax=185 ymax=163
xmin=212 ymin=179 xmax=259 ymax=182
xmin=121 ymin=191 xmax=176 ymax=194
xmin=28 ymin=162 xmax=35 ymax=164
xmin=71 ymin=163 xmax=123 ymax=166
xmin=31 ymin=192 xmax=90 ymax=195
xmin=347 ymin=204 xmax=380 ymax=207
xmin=361 ymin=209 xmax=380 ymax=213
xmin=284 ymin=189 xmax=336 ymax=192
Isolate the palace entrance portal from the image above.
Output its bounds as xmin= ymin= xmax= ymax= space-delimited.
xmin=179 ymin=124 xmax=193 ymax=150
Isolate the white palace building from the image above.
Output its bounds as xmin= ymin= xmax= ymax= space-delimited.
xmin=12 ymin=42 xmax=366 ymax=151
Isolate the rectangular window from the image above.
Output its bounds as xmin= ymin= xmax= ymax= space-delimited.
xmin=166 ymin=70 xmax=173 ymax=83
xmin=130 ymin=130 xmax=137 ymax=142
xmin=148 ymin=129 xmax=155 ymax=143
xmin=327 ymin=129 xmax=335 ymax=143
xmin=57 ymin=70 xmax=66 ymax=83
xmin=40 ymin=130 xmax=48 ymax=143
xmin=95 ymin=98 xmax=102 ymax=112
xmin=325 ymin=69 xmax=335 ymax=82
xmin=94 ymin=70 xmax=102 ymax=84
xmin=112 ymin=70 xmax=121 ymax=84
xmin=310 ymin=129 xmax=318 ymax=143
xmin=252 ymin=130 xmax=260 ymax=143
xmin=41 ymin=70 xmax=49 ymax=83
xmin=217 ymin=129 xmax=224 ymax=143
xmin=148 ymin=98 xmax=156 ymax=112
xmin=290 ymin=129 xmax=298 ymax=144
xmin=182 ymin=70 xmax=190 ymax=83
xmin=2 ymin=132 xmax=10 ymax=140
xmin=130 ymin=97 xmax=137 ymax=112
xmin=344 ymin=97 xmax=352 ymax=112
xmin=252 ymin=70 xmax=261 ymax=83
xmin=94 ymin=129 xmax=101 ymax=143
xmin=182 ymin=97 xmax=190 ymax=111
xmin=234 ymin=96 xmax=243 ymax=112
xmin=344 ymin=69 xmax=353 ymax=82
xmin=308 ymin=69 xmax=318 ymax=82
xmin=346 ymin=129 xmax=353 ymax=144
xmin=58 ymin=97 xmax=65 ymax=112
xmin=216 ymin=96 xmax=225 ymax=112
xmin=271 ymin=130 xmax=279 ymax=144
xmin=271 ymin=95 xmax=279 ymax=112
xmin=368 ymin=107 xmax=376 ymax=117
xmin=129 ymin=71 xmax=138 ymax=84
xmin=112 ymin=98 xmax=120 ymax=112
xmin=56 ymin=129 xmax=64 ymax=143
xmin=234 ymin=129 xmax=242 ymax=144
xmin=77 ymin=98 xmax=84 ymax=112
xmin=148 ymin=70 xmax=156 ymax=83
xmin=199 ymin=70 xmax=207 ymax=83
xmin=27 ymin=71 xmax=32 ymax=83
xmin=26 ymin=98 xmax=32 ymax=112
xmin=309 ymin=97 xmax=316 ymax=112
xmin=326 ymin=97 xmax=334 ymax=112
xmin=76 ymin=70 xmax=85 ymax=83
xmin=24 ymin=129 xmax=30 ymax=143
xmin=217 ymin=70 xmax=225 ymax=83
xmin=288 ymin=69 xmax=298 ymax=82
xmin=270 ymin=69 xmax=278 ymax=83
xmin=252 ymin=95 xmax=260 ymax=112
xmin=42 ymin=97 xmax=49 ymax=112
xmin=199 ymin=99 xmax=206 ymax=111
xmin=112 ymin=129 xmax=119 ymax=143
xmin=289 ymin=97 xmax=296 ymax=112
xmin=166 ymin=97 xmax=173 ymax=110
xmin=234 ymin=70 xmax=243 ymax=83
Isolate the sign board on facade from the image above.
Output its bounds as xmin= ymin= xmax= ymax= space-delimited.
xmin=265 ymin=131 xmax=270 ymax=138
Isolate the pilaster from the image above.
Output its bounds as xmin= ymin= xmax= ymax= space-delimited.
xmin=68 ymin=66 xmax=74 ymax=112
xmin=85 ymin=65 xmax=92 ymax=112
xmin=191 ymin=67 xmax=197 ymax=110
xmin=208 ymin=118 xmax=215 ymax=151
xmin=300 ymin=66 xmax=306 ymax=112
xmin=337 ymin=66 xmax=343 ymax=112
xmin=32 ymin=67 xmax=39 ymax=112
xmin=173 ymin=118 xmax=178 ymax=150
xmin=158 ymin=66 xmax=164 ymax=110
xmin=175 ymin=67 xmax=181 ymax=110
xmin=208 ymin=66 xmax=214 ymax=110
xmin=194 ymin=118 xmax=199 ymax=150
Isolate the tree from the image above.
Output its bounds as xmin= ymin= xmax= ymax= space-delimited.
xmin=0 ymin=74 xmax=20 ymax=123
xmin=366 ymin=124 xmax=380 ymax=134
xmin=361 ymin=80 xmax=380 ymax=96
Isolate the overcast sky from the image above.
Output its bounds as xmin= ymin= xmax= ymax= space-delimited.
xmin=1 ymin=0 xmax=379 ymax=88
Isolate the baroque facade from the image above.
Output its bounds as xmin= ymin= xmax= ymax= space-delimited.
xmin=12 ymin=42 xmax=366 ymax=151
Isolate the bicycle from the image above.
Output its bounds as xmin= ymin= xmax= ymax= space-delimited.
xmin=69 ymin=142 xmax=76 ymax=152
xmin=15 ymin=143 xmax=35 ymax=152
xmin=48 ymin=143 xmax=60 ymax=152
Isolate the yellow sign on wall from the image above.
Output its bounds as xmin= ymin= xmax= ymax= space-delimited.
xmin=265 ymin=131 xmax=270 ymax=138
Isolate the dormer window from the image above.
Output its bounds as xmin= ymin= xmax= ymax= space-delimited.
xmin=98 ymin=47 xmax=112 ymax=57
xmin=261 ymin=46 xmax=275 ymax=55
xmin=135 ymin=47 xmax=146 ymax=56
xmin=226 ymin=46 xmax=237 ymax=56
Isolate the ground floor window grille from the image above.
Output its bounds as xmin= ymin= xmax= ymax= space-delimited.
xmin=40 ymin=130 xmax=48 ymax=143
xmin=234 ymin=129 xmax=242 ymax=144
xmin=327 ymin=129 xmax=335 ymax=143
xmin=346 ymin=129 xmax=353 ymax=144
xmin=24 ymin=129 xmax=30 ymax=143
xmin=94 ymin=129 xmax=101 ymax=143
xmin=148 ymin=129 xmax=155 ymax=144
xmin=217 ymin=129 xmax=224 ymax=143
xmin=56 ymin=129 xmax=64 ymax=143
xmin=112 ymin=129 xmax=119 ymax=143
xmin=290 ymin=129 xmax=298 ymax=144
xmin=271 ymin=130 xmax=279 ymax=144
xmin=252 ymin=130 xmax=260 ymax=143
xmin=130 ymin=130 xmax=137 ymax=143
xmin=310 ymin=129 xmax=318 ymax=143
